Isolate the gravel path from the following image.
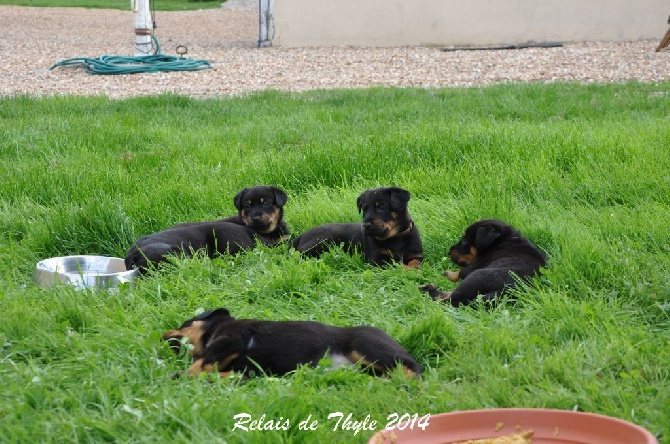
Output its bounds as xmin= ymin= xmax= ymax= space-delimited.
xmin=1 ymin=4 xmax=669 ymax=98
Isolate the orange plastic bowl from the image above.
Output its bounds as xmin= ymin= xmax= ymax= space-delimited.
xmin=368 ymin=408 xmax=658 ymax=444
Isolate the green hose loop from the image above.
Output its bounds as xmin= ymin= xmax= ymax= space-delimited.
xmin=50 ymin=35 xmax=212 ymax=75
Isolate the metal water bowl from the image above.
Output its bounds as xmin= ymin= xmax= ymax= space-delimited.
xmin=33 ymin=255 xmax=138 ymax=290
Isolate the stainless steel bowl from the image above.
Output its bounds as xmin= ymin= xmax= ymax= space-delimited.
xmin=33 ymin=255 xmax=138 ymax=290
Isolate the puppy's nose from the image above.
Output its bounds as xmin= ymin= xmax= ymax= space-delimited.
xmin=252 ymin=215 xmax=261 ymax=221
xmin=363 ymin=222 xmax=372 ymax=230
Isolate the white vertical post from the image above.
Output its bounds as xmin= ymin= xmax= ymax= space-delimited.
xmin=133 ymin=0 xmax=153 ymax=56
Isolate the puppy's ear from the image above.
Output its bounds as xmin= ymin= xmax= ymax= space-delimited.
xmin=197 ymin=308 xmax=231 ymax=321
xmin=357 ymin=190 xmax=368 ymax=213
xmin=272 ymin=187 xmax=288 ymax=207
xmin=389 ymin=188 xmax=411 ymax=211
xmin=233 ymin=188 xmax=247 ymax=211
xmin=474 ymin=225 xmax=502 ymax=251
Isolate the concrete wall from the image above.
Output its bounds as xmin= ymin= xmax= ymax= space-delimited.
xmin=272 ymin=0 xmax=669 ymax=47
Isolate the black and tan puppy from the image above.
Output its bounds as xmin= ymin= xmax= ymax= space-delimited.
xmin=292 ymin=187 xmax=423 ymax=268
xmin=175 ymin=185 xmax=289 ymax=237
xmin=125 ymin=185 xmax=289 ymax=273
xmin=420 ymin=219 xmax=546 ymax=306
xmin=162 ymin=308 xmax=421 ymax=379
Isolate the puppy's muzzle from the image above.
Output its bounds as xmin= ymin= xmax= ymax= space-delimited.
xmin=162 ymin=331 xmax=184 ymax=354
xmin=450 ymin=247 xmax=477 ymax=267
xmin=363 ymin=221 xmax=389 ymax=239
xmin=246 ymin=214 xmax=275 ymax=232
xmin=450 ymin=250 xmax=464 ymax=266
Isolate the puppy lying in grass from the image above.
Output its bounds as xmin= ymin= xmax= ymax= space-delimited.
xmin=125 ymin=185 xmax=289 ymax=273
xmin=163 ymin=308 xmax=421 ymax=380
xmin=420 ymin=219 xmax=546 ymax=306
xmin=292 ymin=187 xmax=423 ymax=268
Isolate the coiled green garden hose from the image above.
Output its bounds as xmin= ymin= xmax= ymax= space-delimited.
xmin=50 ymin=36 xmax=212 ymax=75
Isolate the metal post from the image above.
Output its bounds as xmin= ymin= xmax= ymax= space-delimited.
xmin=258 ymin=0 xmax=274 ymax=47
xmin=133 ymin=0 xmax=153 ymax=56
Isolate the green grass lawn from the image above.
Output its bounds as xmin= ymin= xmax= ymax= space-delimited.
xmin=0 ymin=0 xmax=222 ymax=11
xmin=1 ymin=82 xmax=669 ymax=443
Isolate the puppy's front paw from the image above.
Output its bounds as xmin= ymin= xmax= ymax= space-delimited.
xmin=433 ymin=290 xmax=452 ymax=302
xmin=444 ymin=270 xmax=460 ymax=282
xmin=418 ymin=283 xmax=438 ymax=294
xmin=419 ymin=284 xmax=452 ymax=302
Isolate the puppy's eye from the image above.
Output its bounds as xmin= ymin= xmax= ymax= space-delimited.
xmin=244 ymin=202 xmax=252 ymax=209
xmin=375 ymin=202 xmax=385 ymax=210
xmin=263 ymin=201 xmax=271 ymax=207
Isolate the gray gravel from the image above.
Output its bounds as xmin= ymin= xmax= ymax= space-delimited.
xmin=1 ymin=5 xmax=669 ymax=98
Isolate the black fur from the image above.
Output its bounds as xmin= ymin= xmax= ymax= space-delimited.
xmin=125 ymin=186 xmax=289 ymax=273
xmin=292 ymin=187 xmax=423 ymax=268
xmin=420 ymin=219 xmax=546 ymax=306
xmin=163 ymin=308 xmax=421 ymax=379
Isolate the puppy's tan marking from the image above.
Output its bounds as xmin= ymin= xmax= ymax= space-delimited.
xmin=162 ymin=320 xmax=207 ymax=358
xmin=186 ymin=353 xmax=240 ymax=377
xmin=445 ymin=270 xmax=460 ymax=281
xmin=451 ymin=246 xmax=478 ymax=266
xmin=405 ymin=257 xmax=422 ymax=269
xmin=347 ymin=351 xmax=386 ymax=375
